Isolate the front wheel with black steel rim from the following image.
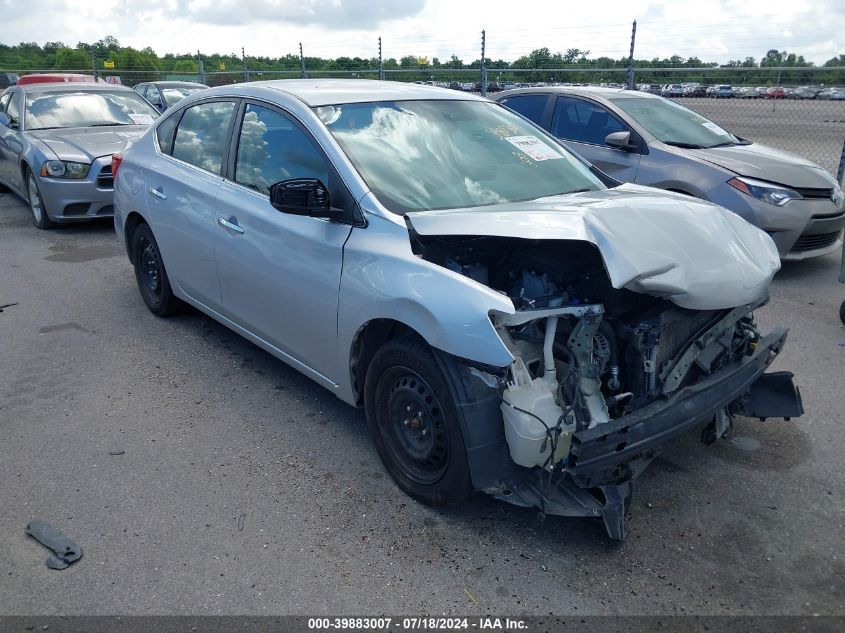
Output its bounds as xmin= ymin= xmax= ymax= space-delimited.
xmin=364 ymin=338 xmax=473 ymax=506
xmin=131 ymin=223 xmax=181 ymax=316
xmin=26 ymin=169 xmax=55 ymax=230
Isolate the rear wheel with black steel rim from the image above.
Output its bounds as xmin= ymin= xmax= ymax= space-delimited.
xmin=131 ymin=223 xmax=181 ymax=316
xmin=26 ymin=168 xmax=55 ymax=230
xmin=365 ymin=338 xmax=473 ymax=506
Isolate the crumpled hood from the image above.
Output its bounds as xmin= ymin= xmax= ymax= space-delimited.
xmin=28 ymin=126 xmax=148 ymax=163
xmin=406 ymin=184 xmax=780 ymax=311
xmin=689 ymin=143 xmax=836 ymax=189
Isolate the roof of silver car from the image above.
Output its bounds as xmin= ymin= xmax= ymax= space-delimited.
xmin=206 ymin=79 xmax=485 ymax=106
xmin=495 ymin=86 xmax=662 ymax=101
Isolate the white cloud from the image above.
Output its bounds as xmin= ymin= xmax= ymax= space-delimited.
xmin=0 ymin=0 xmax=842 ymax=65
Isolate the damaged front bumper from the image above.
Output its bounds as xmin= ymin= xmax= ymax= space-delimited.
xmin=475 ymin=327 xmax=802 ymax=540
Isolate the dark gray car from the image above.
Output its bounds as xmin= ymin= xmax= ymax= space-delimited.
xmin=132 ymin=81 xmax=209 ymax=113
xmin=0 ymin=82 xmax=159 ymax=228
xmin=494 ymin=87 xmax=845 ymax=259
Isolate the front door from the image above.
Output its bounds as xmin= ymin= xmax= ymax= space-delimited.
xmin=214 ymin=102 xmax=352 ymax=379
xmin=550 ymin=96 xmax=641 ymax=182
xmin=0 ymin=91 xmax=25 ymax=191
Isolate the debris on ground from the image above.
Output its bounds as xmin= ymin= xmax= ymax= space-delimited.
xmin=25 ymin=520 xmax=83 ymax=570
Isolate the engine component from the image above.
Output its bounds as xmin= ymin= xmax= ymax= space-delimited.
xmin=510 ymin=270 xmax=565 ymax=308
xmin=501 ymin=358 xmax=573 ymax=469
xmin=566 ymin=312 xmax=611 ymax=429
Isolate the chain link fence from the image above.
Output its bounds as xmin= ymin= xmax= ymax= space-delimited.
xmin=5 ymin=65 xmax=845 ymax=177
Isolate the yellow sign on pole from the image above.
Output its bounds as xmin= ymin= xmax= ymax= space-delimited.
xmin=103 ymin=60 xmax=115 ymax=69
xmin=219 ymin=62 xmax=226 ymax=70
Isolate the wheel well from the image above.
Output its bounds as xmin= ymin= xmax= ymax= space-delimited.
xmin=123 ymin=212 xmax=147 ymax=260
xmin=666 ymin=188 xmax=695 ymax=197
xmin=349 ymin=319 xmax=426 ymax=407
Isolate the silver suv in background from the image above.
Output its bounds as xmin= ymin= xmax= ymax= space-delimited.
xmin=112 ymin=80 xmax=802 ymax=540
xmin=0 ymin=82 xmax=159 ymax=228
xmin=495 ymin=86 xmax=844 ymax=259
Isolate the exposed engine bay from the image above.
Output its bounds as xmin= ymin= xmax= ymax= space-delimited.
xmin=412 ymin=234 xmax=803 ymax=538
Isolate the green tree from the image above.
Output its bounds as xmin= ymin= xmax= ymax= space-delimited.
xmin=54 ymin=47 xmax=91 ymax=70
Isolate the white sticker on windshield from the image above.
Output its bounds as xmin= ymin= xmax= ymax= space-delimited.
xmin=505 ymin=135 xmax=563 ymax=161
xmin=701 ymin=121 xmax=728 ymax=135
xmin=128 ymin=113 xmax=155 ymax=125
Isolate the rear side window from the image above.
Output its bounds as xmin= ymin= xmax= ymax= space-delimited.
xmin=551 ymin=97 xmax=627 ymax=145
xmin=171 ymin=101 xmax=236 ymax=175
xmin=500 ymin=94 xmax=549 ymax=126
xmin=155 ymin=114 xmax=179 ymax=154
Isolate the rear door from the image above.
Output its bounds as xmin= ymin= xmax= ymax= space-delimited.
xmin=145 ymin=99 xmax=239 ymax=311
xmin=213 ymin=101 xmax=353 ymax=379
xmin=549 ymin=96 xmax=642 ymax=181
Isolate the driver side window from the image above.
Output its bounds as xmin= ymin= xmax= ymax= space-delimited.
xmin=551 ymin=97 xmax=627 ymax=145
xmin=234 ymin=103 xmax=329 ymax=196
xmin=0 ymin=93 xmax=10 ymax=113
xmin=6 ymin=92 xmax=20 ymax=122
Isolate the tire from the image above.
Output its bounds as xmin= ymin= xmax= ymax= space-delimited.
xmin=131 ymin=222 xmax=182 ymax=316
xmin=364 ymin=337 xmax=474 ymax=506
xmin=840 ymin=300 xmax=845 ymax=326
xmin=26 ymin=168 xmax=55 ymax=230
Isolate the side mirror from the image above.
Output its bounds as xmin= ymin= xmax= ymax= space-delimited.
xmin=605 ymin=130 xmax=636 ymax=151
xmin=0 ymin=112 xmax=15 ymax=129
xmin=270 ymin=178 xmax=338 ymax=219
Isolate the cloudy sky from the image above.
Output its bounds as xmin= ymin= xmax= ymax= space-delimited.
xmin=1 ymin=0 xmax=842 ymax=65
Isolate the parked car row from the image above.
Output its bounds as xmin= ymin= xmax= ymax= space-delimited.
xmin=0 ymin=78 xmax=820 ymax=541
xmin=0 ymin=77 xmax=208 ymax=227
xmin=636 ymin=82 xmax=845 ymax=100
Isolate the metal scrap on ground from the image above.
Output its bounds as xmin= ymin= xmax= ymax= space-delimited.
xmin=25 ymin=520 xmax=83 ymax=570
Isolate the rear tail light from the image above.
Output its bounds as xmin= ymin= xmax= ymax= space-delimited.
xmin=111 ymin=153 xmax=123 ymax=182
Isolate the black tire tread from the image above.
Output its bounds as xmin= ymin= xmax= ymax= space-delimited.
xmin=364 ymin=337 xmax=474 ymax=507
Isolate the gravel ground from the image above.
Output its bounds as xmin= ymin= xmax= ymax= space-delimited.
xmin=0 ymin=191 xmax=843 ymax=616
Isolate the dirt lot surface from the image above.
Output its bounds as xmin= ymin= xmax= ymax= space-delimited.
xmin=0 ymin=192 xmax=843 ymax=616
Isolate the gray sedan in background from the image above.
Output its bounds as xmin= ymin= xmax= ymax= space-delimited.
xmin=0 ymin=82 xmax=159 ymax=228
xmin=495 ymin=87 xmax=845 ymax=259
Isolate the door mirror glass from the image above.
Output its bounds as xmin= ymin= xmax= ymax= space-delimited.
xmin=0 ymin=112 xmax=14 ymax=128
xmin=270 ymin=178 xmax=336 ymax=218
xmin=605 ymin=130 xmax=635 ymax=150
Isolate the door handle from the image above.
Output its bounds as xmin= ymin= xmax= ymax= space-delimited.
xmin=148 ymin=187 xmax=167 ymax=200
xmin=217 ymin=216 xmax=244 ymax=234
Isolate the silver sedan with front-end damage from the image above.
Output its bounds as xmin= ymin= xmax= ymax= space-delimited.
xmin=113 ymin=80 xmax=804 ymax=540
xmin=0 ymin=82 xmax=158 ymax=228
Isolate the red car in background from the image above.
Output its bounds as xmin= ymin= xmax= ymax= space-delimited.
xmin=17 ymin=73 xmax=104 ymax=85
xmin=765 ymin=86 xmax=787 ymax=99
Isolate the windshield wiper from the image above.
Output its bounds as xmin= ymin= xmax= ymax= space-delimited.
xmin=663 ymin=141 xmax=706 ymax=149
xmin=705 ymin=141 xmax=740 ymax=148
xmin=88 ymin=122 xmax=133 ymax=127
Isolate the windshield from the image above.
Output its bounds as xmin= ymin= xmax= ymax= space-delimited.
xmin=25 ymin=91 xmax=159 ymax=130
xmin=316 ymin=99 xmax=604 ymax=214
xmin=161 ymin=87 xmax=204 ymax=104
xmin=608 ymin=96 xmax=741 ymax=149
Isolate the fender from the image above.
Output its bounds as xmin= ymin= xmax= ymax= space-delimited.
xmin=335 ymin=213 xmax=515 ymax=404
